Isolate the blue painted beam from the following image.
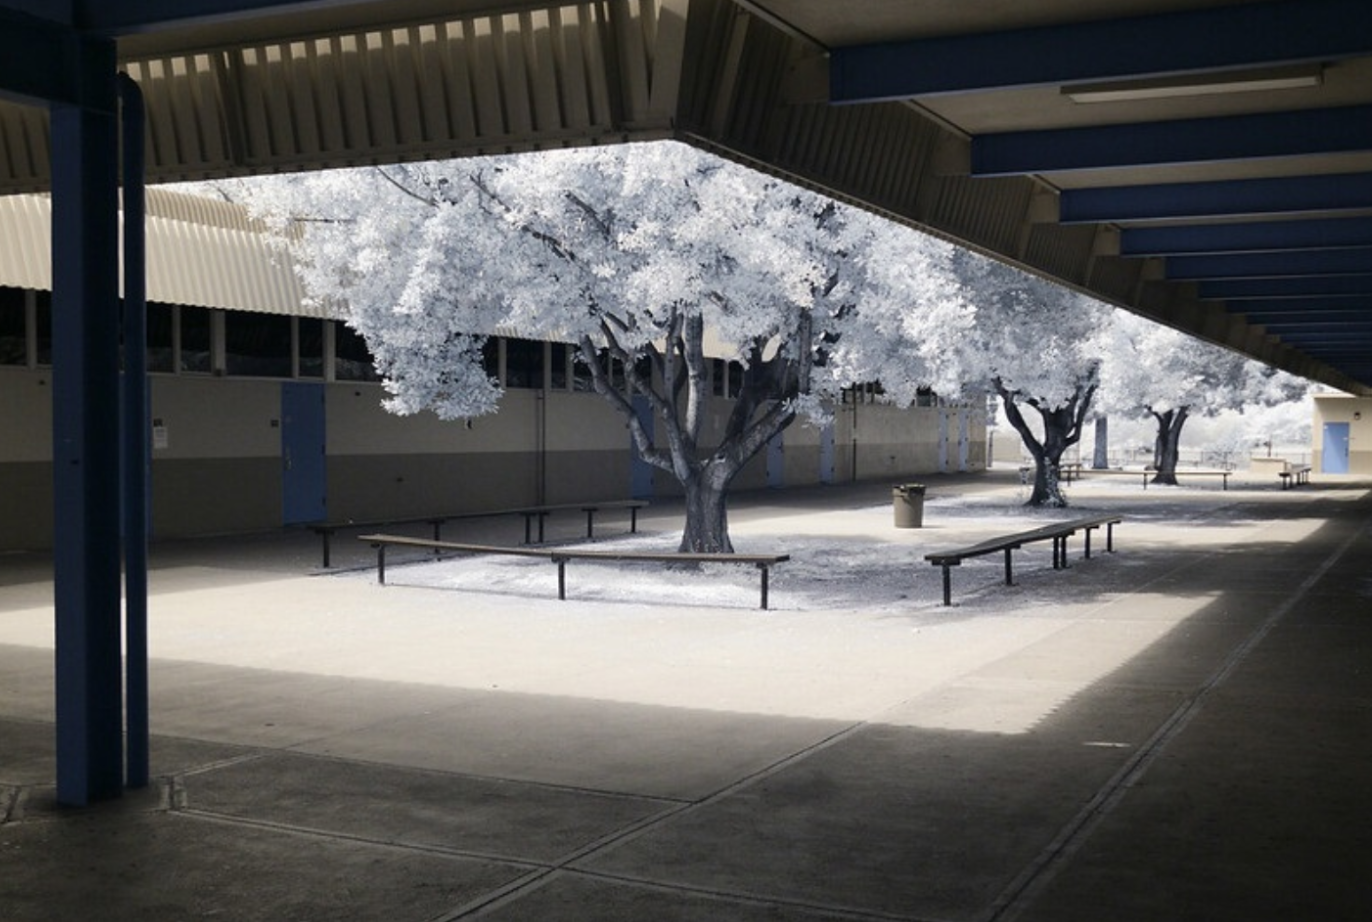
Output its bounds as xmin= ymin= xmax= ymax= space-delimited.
xmin=973 ymin=105 xmax=1372 ymax=176
xmin=1123 ymin=218 xmax=1372 ymax=256
xmin=1299 ymin=357 xmax=1372 ymax=367
xmin=51 ymin=38 xmax=125 ymax=807
xmin=1199 ymin=275 xmax=1372 ymax=300
xmin=1061 ymin=173 xmax=1372 ymax=224
xmin=831 ymin=0 xmax=1372 ymax=103
xmin=1167 ymin=249 xmax=1372 ymax=281
xmin=1228 ymin=297 xmax=1372 ymax=316
xmin=77 ymin=0 xmax=354 ymax=35
xmin=0 ymin=8 xmax=94 ymax=107
xmin=1259 ymin=321 xmax=1372 ymax=333
xmin=1280 ymin=338 xmax=1372 ymax=349
xmin=1242 ymin=311 xmax=1372 ymax=325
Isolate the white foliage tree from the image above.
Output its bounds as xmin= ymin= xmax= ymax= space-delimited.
xmin=230 ymin=142 xmax=961 ymax=552
xmin=942 ymin=251 xmax=1110 ymax=507
xmin=1097 ymin=313 xmax=1309 ymax=483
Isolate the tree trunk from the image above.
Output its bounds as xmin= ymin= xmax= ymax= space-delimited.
xmin=1024 ymin=438 xmax=1067 ymax=507
xmin=1092 ymin=415 xmax=1109 ymax=469
xmin=999 ymin=396 xmax=1069 ymax=506
xmin=679 ymin=461 xmax=734 ymax=553
xmin=580 ymin=313 xmax=803 ymax=555
xmin=996 ymin=375 xmax=1096 ymax=508
xmin=1149 ymin=407 xmax=1189 ymax=485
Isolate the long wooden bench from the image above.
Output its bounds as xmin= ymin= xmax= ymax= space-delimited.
xmin=924 ymin=514 xmax=1122 ymax=606
xmin=1064 ymin=468 xmax=1231 ymax=490
xmin=309 ymin=500 xmax=648 ymax=567
xmin=1279 ymin=465 xmax=1311 ymax=489
xmin=358 ymin=533 xmax=790 ymax=610
xmin=1149 ymin=470 xmax=1231 ymax=490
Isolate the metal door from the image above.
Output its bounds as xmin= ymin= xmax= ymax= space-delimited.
xmin=630 ymin=394 xmax=655 ymax=498
xmin=281 ymin=382 xmax=326 ymax=523
xmin=765 ymin=430 xmax=784 ymax=488
xmin=1322 ymin=422 xmax=1350 ymax=474
xmin=819 ymin=422 xmax=836 ymax=484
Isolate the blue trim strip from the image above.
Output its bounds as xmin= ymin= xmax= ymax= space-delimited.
xmin=973 ymin=105 xmax=1372 ymax=176
xmin=1229 ymin=297 xmax=1372 ymax=316
xmin=1247 ymin=313 xmax=1372 ymax=326
xmin=1122 ymin=218 xmax=1372 ymax=256
xmin=1199 ymin=275 xmax=1372 ymax=300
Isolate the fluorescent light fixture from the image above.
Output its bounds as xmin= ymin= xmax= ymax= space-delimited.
xmin=1063 ymin=64 xmax=1324 ymax=104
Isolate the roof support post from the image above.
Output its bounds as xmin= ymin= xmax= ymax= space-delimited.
xmin=50 ymin=36 xmax=124 ymax=806
xmin=119 ymin=71 xmax=151 ymax=792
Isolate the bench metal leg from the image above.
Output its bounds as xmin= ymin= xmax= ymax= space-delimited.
xmin=557 ymin=559 xmax=566 ymax=600
xmin=942 ymin=564 xmax=953 ymax=606
xmin=758 ymin=564 xmax=770 ymax=610
xmin=321 ymin=530 xmax=332 ymax=568
xmin=375 ymin=544 xmax=386 ymax=585
xmin=630 ymin=507 xmax=639 ymax=533
xmin=1106 ymin=522 xmax=1115 ymax=552
xmin=1003 ymin=548 xmax=1014 ymax=586
xmin=1083 ymin=527 xmax=1093 ymax=559
xmin=1053 ymin=535 xmax=1070 ymax=569
xmin=522 ymin=513 xmax=549 ymax=544
xmin=585 ymin=509 xmax=595 ymax=539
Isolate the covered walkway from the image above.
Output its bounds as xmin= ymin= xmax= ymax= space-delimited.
xmin=3 ymin=472 xmax=1369 ymax=920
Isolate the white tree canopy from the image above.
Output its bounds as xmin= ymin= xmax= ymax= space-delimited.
xmin=946 ymin=250 xmax=1111 ymax=408
xmin=1096 ymin=312 xmax=1251 ymax=422
xmin=228 ymin=142 xmax=963 ymax=423
xmin=221 ymin=141 xmax=977 ymax=549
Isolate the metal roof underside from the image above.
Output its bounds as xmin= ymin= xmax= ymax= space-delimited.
xmin=1 ymin=0 xmax=1369 ymax=393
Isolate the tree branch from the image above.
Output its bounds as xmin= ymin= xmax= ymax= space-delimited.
xmin=563 ymin=191 xmax=614 ymax=241
xmin=374 ymin=167 xmax=440 ymax=208
xmin=577 ymin=334 xmax=673 ymax=474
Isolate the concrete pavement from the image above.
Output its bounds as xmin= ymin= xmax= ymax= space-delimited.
xmin=2 ymin=470 xmax=1370 ymax=920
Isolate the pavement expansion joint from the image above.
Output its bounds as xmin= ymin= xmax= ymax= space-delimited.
xmin=2 ymin=779 xmax=171 ymax=823
xmin=268 ymin=746 xmax=693 ymax=807
xmin=977 ymin=504 xmax=1372 ymax=922
xmin=526 ymin=867 xmax=963 ymax=922
xmin=176 ymin=804 xmax=553 ymax=870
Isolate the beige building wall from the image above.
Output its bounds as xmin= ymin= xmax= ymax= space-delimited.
xmin=1 ymin=364 xmax=983 ymax=550
xmin=0 ymin=367 xmax=52 ymax=548
xmin=832 ymin=400 xmax=987 ymax=482
xmin=1312 ymin=393 xmax=1372 ymax=477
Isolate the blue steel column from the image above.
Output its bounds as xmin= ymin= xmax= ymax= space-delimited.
xmin=51 ymin=39 xmax=124 ymax=806
xmin=119 ymin=72 xmax=150 ymax=790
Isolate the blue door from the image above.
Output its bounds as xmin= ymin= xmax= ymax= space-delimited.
xmin=630 ymin=394 xmax=655 ymax=498
xmin=281 ymin=382 xmax=326 ymax=523
xmin=819 ymin=422 xmax=835 ymax=484
xmin=766 ymin=430 xmax=784 ymax=489
xmin=1322 ymin=422 xmax=1350 ymax=474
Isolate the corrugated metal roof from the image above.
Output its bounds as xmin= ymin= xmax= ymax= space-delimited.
xmin=0 ymin=184 xmax=738 ymax=356
xmin=0 ymin=1 xmax=674 ymax=193
xmin=0 ymin=187 xmax=313 ymax=316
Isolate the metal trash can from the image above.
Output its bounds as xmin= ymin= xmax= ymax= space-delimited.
xmin=892 ymin=483 xmax=926 ymax=528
